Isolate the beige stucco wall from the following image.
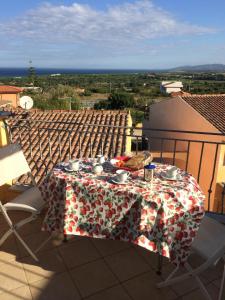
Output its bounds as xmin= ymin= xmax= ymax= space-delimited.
xmin=125 ymin=113 xmax=133 ymax=154
xmin=143 ymin=97 xmax=224 ymax=212
xmin=0 ymin=93 xmax=19 ymax=107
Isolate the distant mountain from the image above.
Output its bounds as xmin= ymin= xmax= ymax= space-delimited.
xmin=169 ymin=64 xmax=225 ymax=72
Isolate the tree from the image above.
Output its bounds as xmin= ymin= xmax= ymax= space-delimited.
xmin=108 ymin=92 xmax=135 ymax=109
xmin=28 ymin=60 xmax=36 ymax=85
xmin=94 ymin=100 xmax=109 ymax=109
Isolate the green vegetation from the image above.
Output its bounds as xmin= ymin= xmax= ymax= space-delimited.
xmin=33 ymin=84 xmax=81 ymax=110
xmin=1 ymin=70 xmax=225 ymax=124
xmin=94 ymin=92 xmax=135 ymax=109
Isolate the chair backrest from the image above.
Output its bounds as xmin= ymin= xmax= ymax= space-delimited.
xmin=192 ymin=216 xmax=225 ymax=261
xmin=0 ymin=143 xmax=30 ymax=186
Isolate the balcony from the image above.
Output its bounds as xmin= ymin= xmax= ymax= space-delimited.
xmin=0 ymin=200 xmax=223 ymax=300
xmin=0 ymin=113 xmax=224 ymax=299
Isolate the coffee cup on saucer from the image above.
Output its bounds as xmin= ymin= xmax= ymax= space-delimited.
xmin=69 ymin=159 xmax=80 ymax=171
xmin=92 ymin=163 xmax=103 ymax=175
xmin=166 ymin=166 xmax=177 ymax=178
xmin=116 ymin=170 xmax=130 ymax=183
xmin=96 ymin=155 xmax=105 ymax=164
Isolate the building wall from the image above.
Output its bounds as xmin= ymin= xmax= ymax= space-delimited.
xmin=143 ymin=97 xmax=224 ymax=211
xmin=218 ymin=145 xmax=225 ymax=183
xmin=165 ymin=87 xmax=182 ymax=94
xmin=125 ymin=113 xmax=133 ymax=155
xmin=0 ymin=93 xmax=19 ymax=107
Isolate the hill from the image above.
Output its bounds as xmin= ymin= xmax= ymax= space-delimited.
xmin=169 ymin=64 xmax=225 ymax=72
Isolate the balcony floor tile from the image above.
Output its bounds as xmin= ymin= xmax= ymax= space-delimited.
xmin=104 ymin=247 xmax=150 ymax=282
xmin=30 ymin=272 xmax=81 ymax=300
xmin=70 ymin=258 xmax=118 ymax=298
xmin=21 ymin=248 xmax=66 ymax=284
xmin=58 ymin=237 xmax=101 ymax=269
xmin=85 ymin=284 xmax=131 ymax=300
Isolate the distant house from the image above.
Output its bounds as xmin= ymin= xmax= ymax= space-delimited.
xmin=22 ymin=86 xmax=42 ymax=93
xmin=160 ymin=81 xmax=183 ymax=94
xmin=143 ymin=94 xmax=225 ymax=213
xmin=74 ymin=87 xmax=85 ymax=94
xmin=50 ymin=73 xmax=61 ymax=77
xmin=0 ymin=86 xmax=23 ymax=108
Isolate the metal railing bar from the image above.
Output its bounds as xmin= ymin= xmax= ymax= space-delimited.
xmin=10 ymin=124 xmax=225 ymax=147
xmin=160 ymin=139 xmax=164 ymax=163
xmin=38 ymin=129 xmax=43 ymax=161
xmin=185 ymin=141 xmax=190 ymax=171
xmin=172 ymin=140 xmax=177 ymax=165
xmin=12 ymin=118 xmax=225 ymax=136
xmin=58 ymin=131 xmax=62 ymax=160
xmin=136 ymin=136 xmax=139 ymax=155
xmin=207 ymin=144 xmax=219 ymax=212
xmin=149 ymin=136 xmax=225 ymax=146
xmin=69 ymin=134 xmax=71 ymax=160
xmin=197 ymin=143 xmax=205 ymax=183
xmin=47 ymin=129 xmax=52 ymax=161
xmin=221 ymin=184 xmax=225 ymax=215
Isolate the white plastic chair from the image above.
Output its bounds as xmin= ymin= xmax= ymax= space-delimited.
xmin=0 ymin=143 xmax=45 ymax=261
xmin=157 ymin=216 xmax=225 ymax=300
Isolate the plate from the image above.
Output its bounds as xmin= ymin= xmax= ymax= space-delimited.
xmin=64 ymin=166 xmax=82 ymax=173
xmin=110 ymin=159 xmax=119 ymax=166
xmin=111 ymin=177 xmax=129 ymax=185
xmin=160 ymin=172 xmax=182 ymax=181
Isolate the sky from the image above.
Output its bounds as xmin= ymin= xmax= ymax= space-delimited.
xmin=0 ymin=0 xmax=225 ymax=69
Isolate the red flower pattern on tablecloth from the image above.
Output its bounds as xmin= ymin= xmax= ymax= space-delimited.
xmin=39 ymin=161 xmax=205 ymax=265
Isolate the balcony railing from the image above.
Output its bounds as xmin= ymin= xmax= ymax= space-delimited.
xmin=4 ymin=118 xmax=225 ymax=219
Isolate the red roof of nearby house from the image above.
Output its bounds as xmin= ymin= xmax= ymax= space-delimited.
xmin=171 ymin=91 xmax=191 ymax=97
xmin=182 ymin=94 xmax=225 ymax=133
xmin=0 ymin=85 xmax=23 ymax=94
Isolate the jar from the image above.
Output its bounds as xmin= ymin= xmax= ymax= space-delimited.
xmin=144 ymin=164 xmax=156 ymax=182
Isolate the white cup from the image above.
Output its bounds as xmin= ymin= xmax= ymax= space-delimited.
xmin=116 ymin=170 xmax=130 ymax=182
xmin=96 ymin=155 xmax=105 ymax=164
xmin=166 ymin=166 xmax=177 ymax=178
xmin=92 ymin=163 xmax=103 ymax=175
xmin=69 ymin=159 xmax=80 ymax=171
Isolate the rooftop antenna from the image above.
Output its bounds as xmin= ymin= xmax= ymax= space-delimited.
xmin=19 ymin=96 xmax=34 ymax=110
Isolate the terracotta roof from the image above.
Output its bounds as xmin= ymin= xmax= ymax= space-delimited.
xmin=0 ymin=85 xmax=23 ymax=94
xmin=6 ymin=109 xmax=131 ymax=183
xmin=181 ymin=95 xmax=225 ymax=133
xmin=171 ymin=91 xmax=191 ymax=97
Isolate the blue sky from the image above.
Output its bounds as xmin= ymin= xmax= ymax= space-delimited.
xmin=0 ymin=0 xmax=225 ymax=69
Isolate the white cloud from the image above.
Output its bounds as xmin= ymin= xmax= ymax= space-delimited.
xmin=0 ymin=0 xmax=214 ymax=45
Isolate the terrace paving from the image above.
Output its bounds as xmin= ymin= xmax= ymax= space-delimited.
xmin=0 ymin=189 xmax=222 ymax=300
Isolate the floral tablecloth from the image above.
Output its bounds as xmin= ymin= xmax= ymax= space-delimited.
xmin=40 ymin=161 xmax=205 ymax=265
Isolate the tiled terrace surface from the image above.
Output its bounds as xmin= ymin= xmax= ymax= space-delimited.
xmin=0 ymin=189 xmax=222 ymax=300
xmin=6 ymin=109 xmax=131 ymax=184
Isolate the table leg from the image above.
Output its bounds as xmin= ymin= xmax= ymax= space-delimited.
xmin=156 ymin=253 xmax=163 ymax=275
xmin=63 ymin=234 xmax=68 ymax=243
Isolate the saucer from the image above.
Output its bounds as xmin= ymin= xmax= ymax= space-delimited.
xmin=161 ymin=172 xmax=182 ymax=181
xmin=64 ymin=166 xmax=82 ymax=173
xmin=111 ymin=177 xmax=129 ymax=185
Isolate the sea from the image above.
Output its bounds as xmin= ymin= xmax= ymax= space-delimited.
xmin=0 ymin=68 xmax=155 ymax=77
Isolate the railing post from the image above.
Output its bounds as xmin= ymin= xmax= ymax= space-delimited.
xmin=221 ymin=183 xmax=225 ymax=214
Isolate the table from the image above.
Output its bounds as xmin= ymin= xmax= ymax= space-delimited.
xmin=40 ymin=160 xmax=205 ymax=266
